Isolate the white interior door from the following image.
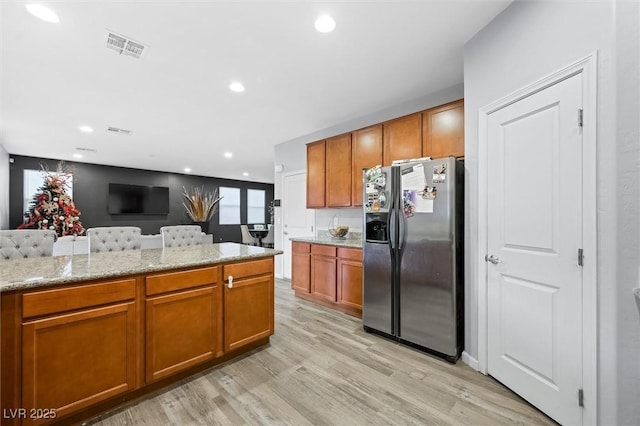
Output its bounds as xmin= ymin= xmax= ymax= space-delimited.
xmin=282 ymin=171 xmax=314 ymax=280
xmin=486 ymin=73 xmax=583 ymax=425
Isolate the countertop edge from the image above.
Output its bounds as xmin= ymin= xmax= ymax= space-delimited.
xmin=289 ymin=237 xmax=362 ymax=249
xmin=1 ymin=246 xmax=283 ymax=293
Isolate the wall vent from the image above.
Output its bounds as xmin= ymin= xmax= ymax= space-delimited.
xmin=105 ymin=30 xmax=147 ymax=59
xmin=106 ymin=127 xmax=132 ymax=135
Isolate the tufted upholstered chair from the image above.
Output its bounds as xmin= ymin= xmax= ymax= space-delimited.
xmin=0 ymin=229 xmax=57 ymax=260
xmin=240 ymin=225 xmax=257 ymax=246
xmin=160 ymin=225 xmax=203 ymax=248
xmin=86 ymin=226 xmax=142 ymax=253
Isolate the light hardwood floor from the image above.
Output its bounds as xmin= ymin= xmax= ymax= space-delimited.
xmin=87 ymin=279 xmax=555 ymax=426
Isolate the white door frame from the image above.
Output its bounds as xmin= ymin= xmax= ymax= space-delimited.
xmin=476 ymin=52 xmax=598 ymax=424
xmin=281 ymin=169 xmax=315 ymax=280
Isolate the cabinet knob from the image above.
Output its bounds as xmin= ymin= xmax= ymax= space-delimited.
xmin=227 ymin=275 xmax=233 ymax=289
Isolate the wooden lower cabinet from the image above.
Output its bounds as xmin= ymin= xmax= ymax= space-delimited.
xmin=292 ymin=243 xmax=362 ymax=317
xmin=146 ymin=287 xmax=218 ymax=382
xmin=223 ymin=258 xmax=275 ymax=352
xmin=145 ymin=267 xmax=221 ymax=383
xmin=291 ymin=242 xmax=311 ymax=293
xmin=20 ymin=278 xmax=139 ymax=425
xmin=337 ymin=248 xmax=363 ymax=311
xmin=311 ymin=245 xmax=337 ymax=302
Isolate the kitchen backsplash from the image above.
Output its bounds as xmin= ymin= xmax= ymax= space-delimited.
xmin=315 ymin=208 xmax=362 ymax=234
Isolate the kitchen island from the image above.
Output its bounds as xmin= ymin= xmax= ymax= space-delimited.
xmin=1 ymin=243 xmax=281 ymax=425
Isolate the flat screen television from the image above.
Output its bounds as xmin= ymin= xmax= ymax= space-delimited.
xmin=108 ymin=183 xmax=170 ymax=215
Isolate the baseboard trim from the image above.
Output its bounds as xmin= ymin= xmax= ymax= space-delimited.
xmin=462 ymin=351 xmax=479 ymax=371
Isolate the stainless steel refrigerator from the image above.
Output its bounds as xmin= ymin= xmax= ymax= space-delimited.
xmin=362 ymin=157 xmax=463 ymax=362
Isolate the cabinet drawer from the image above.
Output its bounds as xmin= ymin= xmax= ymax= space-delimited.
xmin=23 ymin=278 xmax=136 ymax=319
xmin=338 ymin=248 xmax=362 ymax=261
xmin=311 ymin=244 xmax=336 ymax=257
xmin=223 ymin=258 xmax=273 ymax=281
xmin=146 ymin=267 xmax=218 ymax=296
xmin=292 ymin=242 xmax=311 ymax=253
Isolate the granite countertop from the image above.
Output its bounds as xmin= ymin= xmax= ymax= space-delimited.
xmin=290 ymin=232 xmax=362 ymax=249
xmin=0 ymin=243 xmax=282 ymax=293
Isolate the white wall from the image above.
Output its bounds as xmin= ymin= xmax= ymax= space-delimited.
xmin=0 ymin=144 xmax=9 ymax=229
xmin=464 ymin=0 xmax=639 ymax=424
xmin=614 ymin=2 xmax=640 ymax=426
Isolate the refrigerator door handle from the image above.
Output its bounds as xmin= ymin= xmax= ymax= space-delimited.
xmin=398 ymin=206 xmax=406 ymax=250
xmin=388 ymin=190 xmax=396 ymax=249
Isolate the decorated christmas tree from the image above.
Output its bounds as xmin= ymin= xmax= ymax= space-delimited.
xmin=18 ymin=163 xmax=85 ymax=237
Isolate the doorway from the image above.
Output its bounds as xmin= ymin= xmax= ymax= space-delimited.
xmin=281 ymin=170 xmax=315 ymax=280
xmin=477 ymin=53 xmax=597 ymax=425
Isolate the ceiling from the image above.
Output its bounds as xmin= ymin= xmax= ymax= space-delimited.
xmin=1 ymin=1 xmax=511 ymax=184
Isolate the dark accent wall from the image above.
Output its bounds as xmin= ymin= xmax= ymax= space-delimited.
xmin=9 ymin=156 xmax=274 ymax=243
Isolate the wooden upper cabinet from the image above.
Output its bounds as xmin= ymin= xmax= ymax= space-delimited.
xmin=422 ymin=99 xmax=464 ymax=159
xmin=352 ymin=125 xmax=383 ymax=206
xmin=325 ymin=134 xmax=352 ymax=207
xmin=306 ymin=140 xmax=326 ymax=208
xmin=383 ymin=113 xmax=422 ymax=166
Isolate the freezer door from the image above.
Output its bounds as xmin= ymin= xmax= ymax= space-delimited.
xmin=362 ymin=240 xmax=394 ymax=334
xmin=397 ymin=157 xmax=461 ymax=356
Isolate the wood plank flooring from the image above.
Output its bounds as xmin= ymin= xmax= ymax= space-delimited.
xmin=87 ymin=279 xmax=555 ymax=426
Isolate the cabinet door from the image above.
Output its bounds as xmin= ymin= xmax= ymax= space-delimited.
xmin=383 ymin=113 xmax=422 ymax=166
xmin=337 ymin=258 xmax=363 ymax=311
xmin=291 ymin=242 xmax=311 ymax=293
xmin=306 ymin=140 xmax=326 ymax=208
xmin=146 ymin=286 xmax=218 ymax=383
xmin=224 ymin=275 xmax=274 ymax=352
xmin=422 ymin=99 xmax=464 ymax=159
xmin=311 ymin=255 xmax=337 ymax=302
xmin=352 ymin=125 xmax=383 ymax=206
xmin=326 ymin=134 xmax=352 ymax=207
xmin=22 ymin=302 xmax=137 ymax=420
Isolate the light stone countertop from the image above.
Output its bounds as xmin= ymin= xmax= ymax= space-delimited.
xmin=0 ymin=243 xmax=282 ymax=293
xmin=290 ymin=232 xmax=363 ymax=249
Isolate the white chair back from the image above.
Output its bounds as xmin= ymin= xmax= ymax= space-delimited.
xmin=0 ymin=229 xmax=57 ymax=260
xmin=262 ymin=226 xmax=274 ymax=248
xmin=160 ymin=225 xmax=203 ymax=248
xmin=240 ymin=225 xmax=257 ymax=246
xmin=87 ymin=226 xmax=142 ymax=253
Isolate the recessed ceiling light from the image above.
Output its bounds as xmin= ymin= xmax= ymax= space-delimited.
xmin=242 ymin=172 xmax=249 ymax=177
xmin=229 ymin=82 xmax=245 ymax=93
xmin=78 ymin=125 xmax=94 ymax=133
xmin=184 ymin=167 xmax=191 ymax=173
xmin=25 ymin=4 xmax=60 ymax=23
xmin=224 ymin=152 xmax=233 ymax=159
xmin=72 ymin=153 xmax=83 ymax=159
xmin=315 ymin=15 xmax=336 ymax=33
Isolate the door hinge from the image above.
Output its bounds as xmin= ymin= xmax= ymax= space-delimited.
xmin=578 ymin=109 xmax=584 ymax=128
xmin=578 ymin=388 xmax=584 ymax=407
xmin=578 ymin=248 xmax=584 ymax=266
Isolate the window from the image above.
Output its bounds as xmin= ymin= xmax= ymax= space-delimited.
xmin=23 ymin=169 xmax=73 ymax=214
xmin=247 ymin=189 xmax=265 ymax=224
xmin=218 ymin=187 xmax=240 ymax=225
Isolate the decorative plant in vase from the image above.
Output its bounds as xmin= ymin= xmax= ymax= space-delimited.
xmin=182 ymin=186 xmax=223 ymax=234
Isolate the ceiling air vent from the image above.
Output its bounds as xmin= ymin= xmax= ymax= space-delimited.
xmin=107 ymin=127 xmax=132 ymax=135
xmin=75 ymin=147 xmax=97 ymax=153
xmin=105 ymin=30 xmax=147 ymax=59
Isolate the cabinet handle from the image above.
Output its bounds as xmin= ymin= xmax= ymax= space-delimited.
xmin=227 ymin=275 xmax=233 ymax=289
